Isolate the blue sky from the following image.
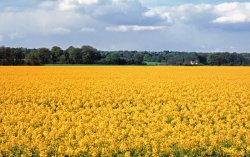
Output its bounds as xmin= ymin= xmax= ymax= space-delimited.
xmin=1 ymin=0 xmax=250 ymax=52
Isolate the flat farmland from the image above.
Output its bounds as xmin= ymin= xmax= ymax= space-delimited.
xmin=0 ymin=66 xmax=249 ymax=156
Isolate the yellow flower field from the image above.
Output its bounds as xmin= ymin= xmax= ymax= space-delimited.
xmin=0 ymin=66 xmax=250 ymax=156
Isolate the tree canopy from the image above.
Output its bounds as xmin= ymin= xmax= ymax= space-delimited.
xmin=0 ymin=45 xmax=250 ymax=66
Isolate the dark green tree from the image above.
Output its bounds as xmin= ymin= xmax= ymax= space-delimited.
xmin=143 ymin=54 xmax=151 ymax=62
xmin=81 ymin=45 xmax=101 ymax=64
xmin=67 ymin=46 xmax=82 ymax=64
xmin=12 ymin=48 xmax=25 ymax=65
xmin=133 ymin=52 xmax=144 ymax=64
xmin=37 ymin=48 xmax=51 ymax=64
xmin=105 ymin=53 xmax=120 ymax=64
xmin=0 ymin=47 xmax=15 ymax=65
xmin=51 ymin=46 xmax=63 ymax=64
xmin=26 ymin=50 xmax=41 ymax=65
xmin=197 ymin=53 xmax=208 ymax=65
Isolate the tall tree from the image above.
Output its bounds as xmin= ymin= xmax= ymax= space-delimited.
xmin=26 ymin=50 xmax=41 ymax=65
xmin=37 ymin=48 xmax=51 ymax=64
xmin=51 ymin=46 xmax=63 ymax=64
xmin=0 ymin=47 xmax=14 ymax=65
xmin=13 ymin=48 xmax=25 ymax=65
xmin=133 ymin=52 xmax=144 ymax=64
xmin=67 ymin=46 xmax=82 ymax=64
xmin=105 ymin=53 xmax=120 ymax=64
xmin=81 ymin=45 xmax=101 ymax=64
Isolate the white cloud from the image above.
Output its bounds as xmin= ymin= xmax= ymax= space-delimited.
xmin=58 ymin=0 xmax=99 ymax=11
xmin=50 ymin=27 xmax=71 ymax=34
xmin=145 ymin=2 xmax=250 ymax=25
xmin=78 ymin=0 xmax=99 ymax=5
xmin=212 ymin=2 xmax=250 ymax=24
xmin=144 ymin=4 xmax=213 ymax=24
xmin=144 ymin=7 xmax=171 ymax=22
xmin=56 ymin=0 xmax=153 ymax=26
xmin=0 ymin=9 xmax=83 ymax=37
xmin=212 ymin=13 xmax=248 ymax=24
xmin=80 ymin=27 xmax=96 ymax=32
xmin=214 ymin=2 xmax=238 ymax=12
xmin=106 ymin=25 xmax=166 ymax=32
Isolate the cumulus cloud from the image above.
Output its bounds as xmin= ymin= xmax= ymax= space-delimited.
xmin=144 ymin=4 xmax=213 ymax=24
xmin=58 ymin=0 xmax=99 ymax=11
xmin=106 ymin=25 xmax=166 ymax=32
xmin=212 ymin=2 xmax=250 ymax=24
xmin=212 ymin=13 xmax=248 ymax=24
xmin=0 ymin=9 xmax=84 ymax=37
xmin=214 ymin=2 xmax=239 ymax=12
xmin=56 ymin=0 xmax=160 ymax=26
xmin=144 ymin=2 xmax=250 ymax=26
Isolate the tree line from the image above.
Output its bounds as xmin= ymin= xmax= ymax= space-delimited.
xmin=0 ymin=45 xmax=250 ymax=66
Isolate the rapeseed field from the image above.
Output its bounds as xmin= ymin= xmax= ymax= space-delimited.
xmin=0 ymin=66 xmax=249 ymax=156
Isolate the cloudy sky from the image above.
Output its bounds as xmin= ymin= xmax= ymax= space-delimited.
xmin=0 ymin=0 xmax=250 ymax=52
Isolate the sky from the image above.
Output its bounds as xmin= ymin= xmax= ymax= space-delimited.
xmin=0 ymin=0 xmax=250 ymax=52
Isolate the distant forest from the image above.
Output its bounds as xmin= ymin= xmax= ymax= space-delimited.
xmin=1 ymin=45 xmax=250 ymax=66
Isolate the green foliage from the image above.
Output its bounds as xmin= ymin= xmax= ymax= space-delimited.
xmin=145 ymin=62 xmax=160 ymax=66
xmin=67 ymin=46 xmax=82 ymax=64
xmin=51 ymin=46 xmax=63 ymax=64
xmin=81 ymin=45 xmax=101 ymax=64
xmin=38 ymin=48 xmax=51 ymax=64
xmin=26 ymin=51 xmax=41 ymax=65
xmin=0 ymin=47 xmax=25 ymax=65
xmin=1 ymin=45 xmax=250 ymax=66
xmin=133 ymin=52 xmax=144 ymax=64
xmin=207 ymin=52 xmax=246 ymax=65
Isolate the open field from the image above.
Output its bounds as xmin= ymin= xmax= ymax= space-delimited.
xmin=0 ymin=66 xmax=250 ymax=156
